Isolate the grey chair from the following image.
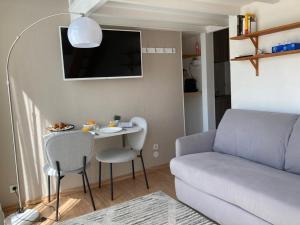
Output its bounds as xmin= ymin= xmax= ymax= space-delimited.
xmin=43 ymin=131 xmax=96 ymax=221
xmin=96 ymin=117 xmax=149 ymax=200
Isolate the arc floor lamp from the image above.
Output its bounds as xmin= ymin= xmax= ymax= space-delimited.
xmin=5 ymin=12 xmax=102 ymax=225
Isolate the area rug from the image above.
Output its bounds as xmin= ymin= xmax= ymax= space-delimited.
xmin=58 ymin=191 xmax=217 ymax=225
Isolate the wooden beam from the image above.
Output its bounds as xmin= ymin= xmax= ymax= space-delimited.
xmin=250 ymin=59 xmax=259 ymax=76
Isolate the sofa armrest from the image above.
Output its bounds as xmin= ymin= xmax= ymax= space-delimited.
xmin=175 ymin=130 xmax=216 ymax=157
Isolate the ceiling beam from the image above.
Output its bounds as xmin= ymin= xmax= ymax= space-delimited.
xmin=92 ymin=14 xmax=207 ymax=33
xmin=69 ymin=0 xmax=108 ymax=16
xmin=106 ymin=0 xmax=241 ymax=16
xmin=95 ymin=3 xmax=228 ymax=26
xmin=92 ymin=2 xmax=229 ymax=32
xmin=192 ymin=0 xmax=279 ymax=6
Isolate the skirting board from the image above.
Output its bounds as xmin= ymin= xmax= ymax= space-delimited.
xmin=3 ymin=163 xmax=170 ymax=215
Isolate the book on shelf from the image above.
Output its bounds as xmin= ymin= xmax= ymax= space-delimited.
xmin=236 ymin=14 xmax=257 ymax=36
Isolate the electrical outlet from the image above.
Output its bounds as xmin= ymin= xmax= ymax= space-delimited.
xmin=9 ymin=185 xmax=17 ymax=193
xmin=153 ymin=144 xmax=159 ymax=150
xmin=153 ymin=151 xmax=159 ymax=158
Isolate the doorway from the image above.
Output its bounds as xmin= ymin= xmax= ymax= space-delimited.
xmin=213 ymin=28 xmax=231 ymax=126
xmin=182 ymin=33 xmax=202 ymax=135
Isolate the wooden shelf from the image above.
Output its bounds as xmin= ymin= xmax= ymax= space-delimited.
xmin=230 ymin=21 xmax=300 ymax=76
xmin=232 ymin=49 xmax=300 ymax=61
xmin=184 ymin=91 xmax=201 ymax=96
xmin=182 ymin=54 xmax=200 ymax=59
xmin=230 ymin=22 xmax=300 ymax=40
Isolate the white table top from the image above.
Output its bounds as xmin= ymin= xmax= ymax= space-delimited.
xmin=90 ymin=126 xmax=142 ymax=139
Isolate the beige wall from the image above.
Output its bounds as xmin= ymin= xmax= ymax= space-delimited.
xmin=0 ymin=0 xmax=184 ymax=207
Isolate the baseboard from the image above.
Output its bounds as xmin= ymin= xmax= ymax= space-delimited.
xmin=3 ymin=163 xmax=170 ymax=214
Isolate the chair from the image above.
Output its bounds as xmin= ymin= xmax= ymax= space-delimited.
xmin=43 ymin=131 xmax=96 ymax=221
xmin=96 ymin=117 xmax=149 ymax=200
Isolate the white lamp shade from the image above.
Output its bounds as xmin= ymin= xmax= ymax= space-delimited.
xmin=67 ymin=17 xmax=102 ymax=48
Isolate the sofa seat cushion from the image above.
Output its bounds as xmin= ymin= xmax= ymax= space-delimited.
xmin=170 ymin=152 xmax=300 ymax=225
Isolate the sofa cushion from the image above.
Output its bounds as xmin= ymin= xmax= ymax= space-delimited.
xmin=213 ymin=109 xmax=298 ymax=169
xmin=170 ymin=152 xmax=300 ymax=225
xmin=285 ymin=117 xmax=300 ymax=174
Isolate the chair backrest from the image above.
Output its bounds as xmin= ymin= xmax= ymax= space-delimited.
xmin=44 ymin=131 xmax=94 ymax=172
xmin=127 ymin=117 xmax=147 ymax=151
xmin=0 ymin=203 xmax=4 ymax=225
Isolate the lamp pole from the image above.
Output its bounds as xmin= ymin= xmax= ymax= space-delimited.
xmin=5 ymin=12 xmax=83 ymax=224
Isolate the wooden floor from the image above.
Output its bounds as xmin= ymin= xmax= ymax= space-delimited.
xmin=32 ymin=167 xmax=175 ymax=224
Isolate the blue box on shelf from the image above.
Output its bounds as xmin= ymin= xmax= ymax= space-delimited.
xmin=284 ymin=43 xmax=300 ymax=51
xmin=272 ymin=44 xmax=284 ymax=53
xmin=273 ymin=43 xmax=300 ymax=53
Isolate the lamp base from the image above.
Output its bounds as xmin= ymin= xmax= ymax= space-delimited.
xmin=5 ymin=209 xmax=40 ymax=225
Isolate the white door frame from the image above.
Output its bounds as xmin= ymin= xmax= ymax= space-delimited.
xmin=200 ymin=32 xmax=216 ymax=131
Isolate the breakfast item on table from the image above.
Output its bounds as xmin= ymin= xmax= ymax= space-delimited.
xmin=108 ymin=121 xmax=116 ymax=127
xmin=83 ymin=119 xmax=97 ymax=131
xmin=87 ymin=120 xmax=96 ymax=125
xmin=54 ymin=122 xmax=67 ymax=129
xmin=82 ymin=127 xmax=90 ymax=133
xmin=48 ymin=122 xmax=74 ymax=132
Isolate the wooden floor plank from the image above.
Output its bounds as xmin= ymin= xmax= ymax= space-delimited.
xmin=30 ymin=167 xmax=175 ymax=224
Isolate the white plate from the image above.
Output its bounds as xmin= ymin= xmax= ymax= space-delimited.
xmin=99 ymin=127 xmax=122 ymax=133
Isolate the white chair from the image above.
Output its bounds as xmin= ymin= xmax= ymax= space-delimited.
xmin=96 ymin=117 xmax=149 ymax=200
xmin=43 ymin=131 xmax=96 ymax=221
xmin=0 ymin=203 xmax=4 ymax=225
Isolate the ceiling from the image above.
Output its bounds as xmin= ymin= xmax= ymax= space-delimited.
xmin=69 ymin=0 xmax=279 ymax=33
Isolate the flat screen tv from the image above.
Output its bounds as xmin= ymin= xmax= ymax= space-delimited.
xmin=59 ymin=27 xmax=143 ymax=80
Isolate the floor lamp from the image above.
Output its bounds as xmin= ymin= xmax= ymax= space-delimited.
xmin=4 ymin=12 xmax=102 ymax=225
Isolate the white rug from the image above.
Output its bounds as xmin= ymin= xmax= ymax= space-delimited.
xmin=58 ymin=191 xmax=217 ymax=225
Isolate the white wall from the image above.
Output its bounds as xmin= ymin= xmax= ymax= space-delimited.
xmin=230 ymin=0 xmax=300 ymax=114
xmin=0 ymin=0 xmax=184 ymax=207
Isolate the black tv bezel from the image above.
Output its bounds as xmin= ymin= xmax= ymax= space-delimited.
xmin=59 ymin=26 xmax=143 ymax=80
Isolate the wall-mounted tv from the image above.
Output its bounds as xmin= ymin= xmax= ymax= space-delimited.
xmin=59 ymin=27 xmax=143 ymax=80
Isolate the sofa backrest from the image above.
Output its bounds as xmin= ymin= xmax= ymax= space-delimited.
xmin=213 ymin=109 xmax=298 ymax=170
xmin=285 ymin=117 xmax=300 ymax=174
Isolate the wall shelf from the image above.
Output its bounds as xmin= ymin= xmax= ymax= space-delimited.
xmin=184 ymin=91 xmax=201 ymax=96
xmin=232 ymin=49 xmax=300 ymax=61
xmin=182 ymin=54 xmax=200 ymax=59
xmin=230 ymin=22 xmax=300 ymax=76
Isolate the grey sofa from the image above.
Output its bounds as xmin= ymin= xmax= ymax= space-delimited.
xmin=170 ymin=109 xmax=300 ymax=225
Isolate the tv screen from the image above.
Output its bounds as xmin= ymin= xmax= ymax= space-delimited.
xmin=59 ymin=27 xmax=143 ymax=80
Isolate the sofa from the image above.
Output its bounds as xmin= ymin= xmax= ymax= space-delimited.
xmin=170 ymin=109 xmax=300 ymax=225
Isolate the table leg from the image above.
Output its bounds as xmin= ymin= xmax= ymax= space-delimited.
xmin=122 ymin=134 xmax=126 ymax=147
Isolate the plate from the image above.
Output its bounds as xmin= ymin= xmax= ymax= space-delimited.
xmin=47 ymin=124 xmax=75 ymax=132
xmin=99 ymin=127 xmax=122 ymax=133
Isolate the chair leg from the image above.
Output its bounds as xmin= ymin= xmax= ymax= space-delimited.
xmin=110 ymin=163 xmax=114 ymax=200
xmin=48 ymin=175 xmax=51 ymax=203
xmin=140 ymin=150 xmax=149 ymax=189
xmin=55 ymin=161 xmax=61 ymax=221
xmin=83 ymin=156 xmax=96 ymax=210
xmin=98 ymin=161 xmax=102 ymax=189
xmin=132 ymin=160 xmax=135 ymax=179
xmin=82 ymin=172 xmax=86 ymax=193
